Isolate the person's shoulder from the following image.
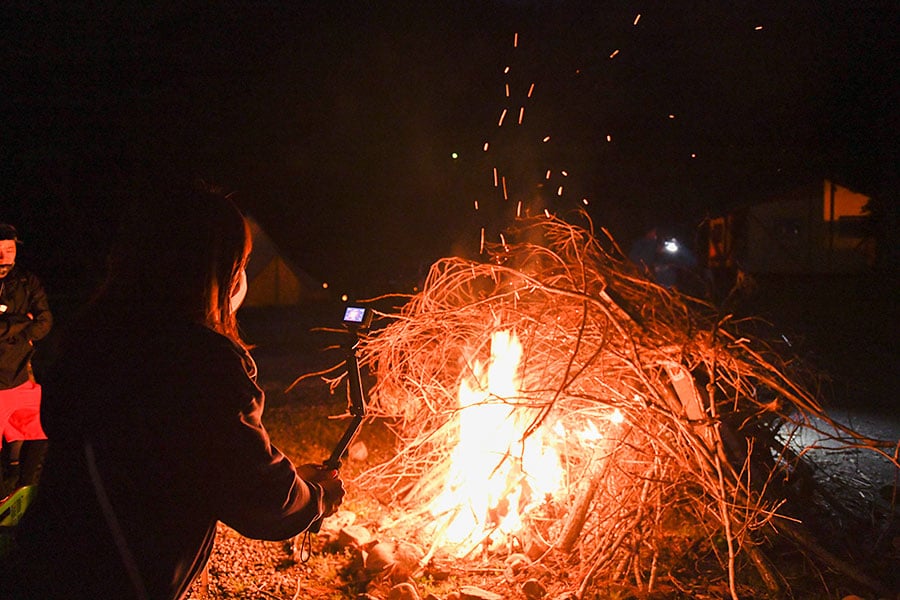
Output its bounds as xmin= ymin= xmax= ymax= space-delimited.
xmin=178 ymin=324 xmax=259 ymax=405
xmin=180 ymin=321 xmax=240 ymax=353
xmin=10 ymin=267 xmax=46 ymax=289
xmin=6 ymin=265 xmax=32 ymax=281
xmin=180 ymin=322 xmax=253 ymax=373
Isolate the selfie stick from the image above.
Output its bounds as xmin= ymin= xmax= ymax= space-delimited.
xmin=323 ymin=323 xmax=367 ymax=470
xmin=307 ymin=306 xmax=371 ymax=535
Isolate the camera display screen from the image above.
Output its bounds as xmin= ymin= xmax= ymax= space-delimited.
xmin=343 ymin=306 xmax=367 ymax=323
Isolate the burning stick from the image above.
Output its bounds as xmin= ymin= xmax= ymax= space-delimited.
xmin=349 ymin=213 xmax=896 ymax=597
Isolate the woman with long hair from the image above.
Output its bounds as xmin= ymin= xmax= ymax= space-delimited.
xmin=1 ymin=184 xmax=344 ymax=599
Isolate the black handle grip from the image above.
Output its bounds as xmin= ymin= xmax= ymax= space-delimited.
xmin=301 ymin=321 xmax=368 ymax=539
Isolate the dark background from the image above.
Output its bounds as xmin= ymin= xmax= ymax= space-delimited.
xmin=2 ymin=1 xmax=895 ymax=300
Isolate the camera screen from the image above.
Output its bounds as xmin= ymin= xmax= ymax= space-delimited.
xmin=343 ymin=306 xmax=367 ymax=323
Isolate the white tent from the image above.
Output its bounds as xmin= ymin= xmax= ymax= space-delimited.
xmin=243 ymin=215 xmax=325 ymax=307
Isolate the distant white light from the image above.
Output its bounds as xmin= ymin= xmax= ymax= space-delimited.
xmin=663 ymin=239 xmax=679 ymax=253
xmin=451 ymin=152 xmax=459 ymax=160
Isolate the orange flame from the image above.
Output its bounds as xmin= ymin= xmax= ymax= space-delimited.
xmin=426 ymin=330 xmax=567 ymax=554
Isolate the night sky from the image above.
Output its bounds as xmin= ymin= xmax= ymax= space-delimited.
xmin=1 ymin=1 xmax=895 ymax=302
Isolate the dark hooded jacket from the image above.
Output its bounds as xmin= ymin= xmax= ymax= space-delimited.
xmin=0 ymin=265 xmax=53 ymax=388
xmin=1 ymin=316 xmax=322 ymax=599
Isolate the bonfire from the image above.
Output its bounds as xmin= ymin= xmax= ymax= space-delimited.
xmin=320 ymin=212 xmax=896 ymax=599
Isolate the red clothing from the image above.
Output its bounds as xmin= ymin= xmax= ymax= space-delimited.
xmin=0 ymin=381 xmax=45 ymax=441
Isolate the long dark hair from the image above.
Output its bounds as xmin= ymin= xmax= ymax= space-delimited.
xmin=97 ymin=182 xmax=251 ymax=346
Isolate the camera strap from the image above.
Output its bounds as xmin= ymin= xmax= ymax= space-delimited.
xmin=85 ymin=441 xmax=150 ymax=600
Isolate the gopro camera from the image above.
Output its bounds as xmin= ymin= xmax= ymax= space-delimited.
xmin=342 ymin=305 xmax=372 ymax=329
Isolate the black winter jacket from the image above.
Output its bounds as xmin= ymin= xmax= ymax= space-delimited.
xmin=2 ymin=317 xmax=322 ymax=599
xmin=0 ymin=265 xmax=53 ymax=388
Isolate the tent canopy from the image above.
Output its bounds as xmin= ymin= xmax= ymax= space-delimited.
xmin=244 ymin=215 xmax=325 ymax=307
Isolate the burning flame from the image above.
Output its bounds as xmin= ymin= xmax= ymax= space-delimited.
xmin=426 ymin=330 xmax=567 ymax=554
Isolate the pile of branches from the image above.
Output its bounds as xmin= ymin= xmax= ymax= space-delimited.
xmin=349 ymin=212 xmax=896 ymax=599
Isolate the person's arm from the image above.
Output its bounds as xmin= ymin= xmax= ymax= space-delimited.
xmin=201 ymin=346 xmax=343 ymax=541
xmin=0 ymin=313 xmax=31 ymax=340
xmin=24 ymin=272 xmax=53 ymax=342
xmin=0 ymin=273 xmax=53 ymax=342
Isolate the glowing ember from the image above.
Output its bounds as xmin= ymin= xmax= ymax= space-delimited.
xmin=426 ymin=330 xmax=568 ymax=554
